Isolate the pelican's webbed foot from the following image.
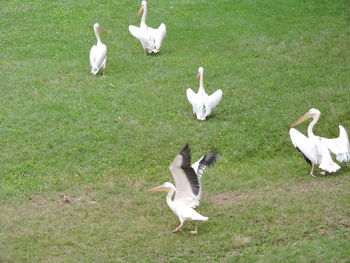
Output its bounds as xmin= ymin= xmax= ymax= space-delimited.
xmin=172 ymin=222 xmax=184 ymax=233
xmin=309 ymin=163 xmax=316 ymax=177
xmin=190 ymin=223 xmax=198 ymax=234
xmin=172 ymin=228 xmax=182 ymax=233
xmin=190 ymin=230 xmax=198 ymax=234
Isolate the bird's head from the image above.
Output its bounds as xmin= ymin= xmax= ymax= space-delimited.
xmin=93 ymin=23 xmax=107 ymax=34
xmin=291 ymin=108 xmax=321 ymax=127
xmin=148 ymin=182 xmax=175 ymax=193
xmin=197 ymin=67 xmax=204 ymax=79
xmin=138 ymin=0 xmax=147 ymax=15
xmin=308 ymin=108 xmax=321 ymax=116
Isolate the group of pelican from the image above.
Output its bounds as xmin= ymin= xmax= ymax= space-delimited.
xmin=89 ymin=0 xmax=223 ymax=120
xmin=89 ymin=1 xmax=349 ymax=234
xmin=89 ymin=0 xmax=166 ymax=75
xmin=88 ymin=0 xmax=223 ymax=234
xmin=151 ymin=109 xmax=350 ymax=234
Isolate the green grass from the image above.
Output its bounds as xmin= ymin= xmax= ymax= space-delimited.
xmin=1 ymin=0 xmax=349 ymax=262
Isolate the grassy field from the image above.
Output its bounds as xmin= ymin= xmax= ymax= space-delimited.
xmin=1 ymin=0 xmax=350 ymax=262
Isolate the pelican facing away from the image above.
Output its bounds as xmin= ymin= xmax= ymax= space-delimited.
xmin=186 ymin=67 xmax=223 ymax=121
xmin=149 ymin=145 xmax=219 ymax=234
xmin=289 ymin=108 xmax=350 ymax=177
xmin=89 ymin=23 xmax=107 ymax=75
xmin=128 ymin=0 xmax=166 ymax=54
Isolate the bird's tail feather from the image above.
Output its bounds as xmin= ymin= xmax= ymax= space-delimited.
xmin=319 ymin=160 xmax=340 ymax=173
xmin=91 ymin=67 xmax=99 ymax=75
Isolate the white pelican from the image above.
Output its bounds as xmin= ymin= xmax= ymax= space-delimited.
xmin=186 ymin=67 xmax=223 ymax=121
xmin=149 ymin=144 xmax=219 ymax=234
xmin=128 ymin=0 xmax=166 ymax=54
xmin=89 ymin=23 xmax=107 ymax=75
xmin=289 ymin=108 xmax=350 ymax=176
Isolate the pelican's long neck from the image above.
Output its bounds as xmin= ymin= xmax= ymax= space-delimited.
xmin=307 ymin=114 xmax=320 ymax=138
xmin=166 ymin=188 xmax=176 ymax=210
xmin=94 ymin=28 xmax=102 ymax=44
xmin=140 ymin=5 xmax=147 ymax=26
xmin=198 ymin=72 xmax=205 ymax=93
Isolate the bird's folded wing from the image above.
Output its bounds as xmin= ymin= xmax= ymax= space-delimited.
xmin=90 ymin=44 xmax=107 ymax=71
xmin=89 ymin=46 xmax=97 ymax=67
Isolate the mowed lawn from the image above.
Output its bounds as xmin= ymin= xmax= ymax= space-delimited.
xmin=1 ymin=0 xmax=349 ymax=262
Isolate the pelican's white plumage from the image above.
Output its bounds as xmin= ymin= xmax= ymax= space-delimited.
xmin=128 ymin=0 xmax=166 ymax=54
xmin=89 ymin=23 xmax=107 ymax=75
xmin=149 ymin=145 xmax=219 ymax=233
xmin=186 ymin=67 xmax=223 ymax=120
xmin=320 ymin=125 xmax=350 ymax=162
xmin=289 ymin=108 xmax=350 ymax=176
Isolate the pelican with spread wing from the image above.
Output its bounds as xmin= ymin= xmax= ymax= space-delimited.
xmin=186 ymin=67 xmax=223 ymax=120
xmin=89 ymin=23 xmax=107 ymax=75
xmin=289 ymin=108 xmax=350 ymax=176
xmin=149 ymin=145 xmax=219 ymax=234
xmin=128 ymin=0 xmax=166 ymax=54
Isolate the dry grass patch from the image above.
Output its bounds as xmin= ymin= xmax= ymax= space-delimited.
xmin=207 ymin=191 xmax=256 ymax=206
xmin=207 ymin=177 xmax=346 ymax=207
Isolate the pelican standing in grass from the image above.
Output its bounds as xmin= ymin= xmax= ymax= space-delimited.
xmin=89 ymin=23 xmax=107 ymax=75
xmin=186 ymin=67 xmax=223 ymax=121
xmin=149 ymin=144 xmax=219 ymax=234
xmin=128 ymin=0 xmax=166 ymax=54
xmin=289 ymin=108 xmax=350 ymax=177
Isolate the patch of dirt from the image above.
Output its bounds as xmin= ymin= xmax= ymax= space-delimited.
xmin=291 ymin=180 xmax=341 ymax=192
xmin=31 ymin=200 xmax=47 ymax=206
xmin=207 ymin=192 xmax=256 ymax=206
xmin=273 ymin=179 xmax=343 ymax=197
xmin=228 ymin=248 xmax=243 ymax=255
xmin=60 ymin=194 xmax=71 ymax=204
xmin=207 ymin=179 xmax=343 ymax=207
xmin=30 ymin=193 xmax=97 ymax=207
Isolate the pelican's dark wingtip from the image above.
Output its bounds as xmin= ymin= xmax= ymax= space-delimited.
xmin=202 ymin=150 xmax=220 ymax=167
xmin=181 ymin=144 xmax=190 ymax=152
xmin=179 ymin=144 xmax=193 ymax=168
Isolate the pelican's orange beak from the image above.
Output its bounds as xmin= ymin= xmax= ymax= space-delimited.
xmin=148 ymin=185 xmax=169 ymax=192
xmin=99 ymin=27 xmax=108 ymax=34
xmin=291 ymin=112 xmax=313 ymax=127
xmin=138 ymin=6 xmax=144 ymax=16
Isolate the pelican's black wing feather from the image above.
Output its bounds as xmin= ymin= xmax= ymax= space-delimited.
xmin=180 ymin=144 xmax=200 ymax=196
xmin=296 ymin=147 xmax=312 ymax=166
